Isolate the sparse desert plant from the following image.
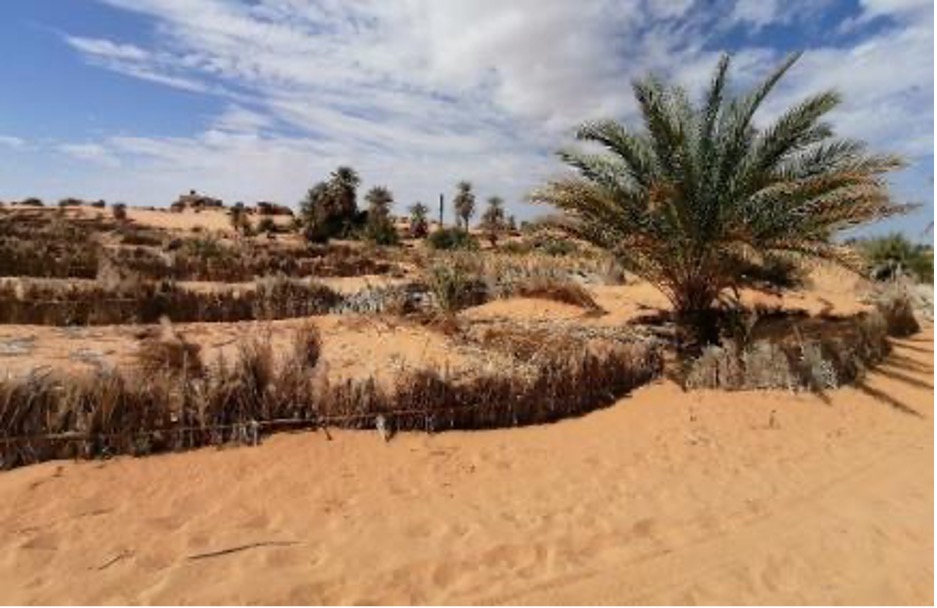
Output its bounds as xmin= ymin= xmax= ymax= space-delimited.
xmin=532 ymin=52 xmax=908 ymax=351
xmin=91 ymin=199 xmax=106 ymax=208
xmin=58 ymin=197 xmax=84 ymax=207
xmin=19 ymin=197 xmax=43 ymax=207
xmin=111 ymin=203 xmax=128 ymax=221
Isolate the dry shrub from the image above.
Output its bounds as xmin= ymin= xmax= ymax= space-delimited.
xmin=0 ymin=277 xmax=342 ymax=325
xmin=316 ymin=338 xmax=662 ymax=432
xmin=684 ymin=311 xmax=890 ymax=391
xmin=134 ymin=317 xmax=204 ymax=378
xmin=0 ymin=211 xmax=101 ymax=278
xmin=0 ymin=326 xmax=660 ymax=469
xmin=291 ymin=322 xmax=322 ymax=368
xmin=873 ymin=288 xmax=921 ymax=337
xmin=426 ymin=259 xmax=488 ymax=313
xmin=513 ymin=277 xmax=600 ymax=311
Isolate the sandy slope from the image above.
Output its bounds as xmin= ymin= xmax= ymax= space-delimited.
xmin=0 ymin=328 xmax=931 ymax=605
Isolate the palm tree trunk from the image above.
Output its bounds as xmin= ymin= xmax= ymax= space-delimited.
xmin=672 ymin=281 xmax=721 ymax=355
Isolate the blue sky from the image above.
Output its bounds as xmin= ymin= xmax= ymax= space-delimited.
xmin=0 ymin=0 xmax=932 ymax=239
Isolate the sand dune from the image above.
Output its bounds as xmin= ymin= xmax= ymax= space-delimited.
xmin=0 ymin=329 xmax=931 ymax=605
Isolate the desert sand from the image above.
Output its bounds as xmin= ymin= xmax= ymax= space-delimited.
xmin=0 ymin=325 xmax=931 ymax=605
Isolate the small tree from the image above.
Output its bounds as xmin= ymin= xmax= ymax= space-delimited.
xmin=453 ymin=181 xmax=476 ymax=229
xmin=364 ymin=185 xmax=399 ymax=245
xmin=409 ymin=202 xmax=429 ymax=238
xmin=479 ymin=196 xmax=507 ymax=246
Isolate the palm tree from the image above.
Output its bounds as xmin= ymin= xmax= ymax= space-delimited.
xmin=408 ymin=202 xmax=429 ymax=238
xmin=364 ymin=185 xmax=398 ymax=245
xmin=301 ymin=166 xmax=363 ymax=242
xmin=453 ymin=181 xmax=476 ymax=229
xmin=330 ymin=166 xmax=360 ymax=217
xmin=480 ymin=196 xmax=506 ymax=245
xmin=365 ymin=185 xmax=393 ymax=217
xmin=532 ymin=52 xmax=907 ymax=347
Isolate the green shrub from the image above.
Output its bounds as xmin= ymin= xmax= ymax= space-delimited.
xmin=426 ymin=260 xmax=487 ymax=312
xmin=534 ymin=235 xmax=578 ymax=256
xmin=859 ymin=233 xmax=933 ymax=284
xmin=427 ymin=227 xmax=479 ymax=251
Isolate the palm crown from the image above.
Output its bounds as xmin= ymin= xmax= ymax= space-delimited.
xmin=532 ymin=52 xmax=907 ymax=335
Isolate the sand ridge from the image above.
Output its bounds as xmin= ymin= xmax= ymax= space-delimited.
xmin=0 ymin=329 xmax=931 ymax=604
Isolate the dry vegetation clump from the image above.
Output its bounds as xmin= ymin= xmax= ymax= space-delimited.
xmin=425 ymin=258 xmax=489 ymax=313
xmin=0 ymin=276 xmax=342 ymax=325
xmin=163 ymin=240 xmax=396 ymax=282
xmin=511 ymin=276 xmax=601 ymax=311
xmin=876 ymin=291 xmax=921 ymax=337
xmin=134 ymin=317 xmax=204 ymax=378
xmin=684 ymin=311 xmax=891 ymax=391
xmin=420 ymin=250 xmax=607 ymax=313
xmin=0 ymin=211 xmax=102 ymax=278
xmin=332 ymin=282 xmax=432 ymax=315
xmin=118 ymin=226 xmax=166 ymax=247
xmin=864 ymin=282 xmax=924 ymax=337
xmin=0 ymin=325 xmax=661 ymax=469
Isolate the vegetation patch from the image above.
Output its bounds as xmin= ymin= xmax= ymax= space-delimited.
xmin=684 ymin=311 xmax=890 ymax=391
xmin=0 ymin=327 xmax=661 ymax=469
xmin=0 ymin=276 xmax=342 ymax=325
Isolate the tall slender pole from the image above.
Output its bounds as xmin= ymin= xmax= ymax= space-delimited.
xmin=438 ymin=194 xmax=444 ymax=228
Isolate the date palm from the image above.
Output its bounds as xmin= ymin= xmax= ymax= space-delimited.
xmin=480 ymin=196 xmax=506 ymax=245
xmin=408 ymin=202 xmax=429 ymax=238
xmin=453 ymin=181 xmax=476 ymax=229
xmin=532 ymin=52 xmax=908 ymax=346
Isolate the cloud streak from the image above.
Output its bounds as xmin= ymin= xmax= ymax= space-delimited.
xmin=45 ymin=0 xmax=934 ymax=225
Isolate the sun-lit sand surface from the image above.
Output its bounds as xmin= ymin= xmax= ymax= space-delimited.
xmin=0 ymin=326 xmax=931 ymax=605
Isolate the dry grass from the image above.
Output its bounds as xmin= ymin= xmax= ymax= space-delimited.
xmin=0 ymin=326 xmax=661 ymax=469
xmin=134 ymin=317 xmax=204 ymax=378
xmin=684 ymin=311 xmax=891 ymax=390
xmin=0 ymin=276 xmax=342 ymax=325
xmin=869 ymin=285 xmax=922 ymax=337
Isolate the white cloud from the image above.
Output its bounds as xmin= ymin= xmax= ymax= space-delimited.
xmin=58 ymin=143 xmax=122 ymax=168
xmin=47 ymin=0 xmax=932 ymax=224
xmin=0 ymin=136 xmax=24 ymax=149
